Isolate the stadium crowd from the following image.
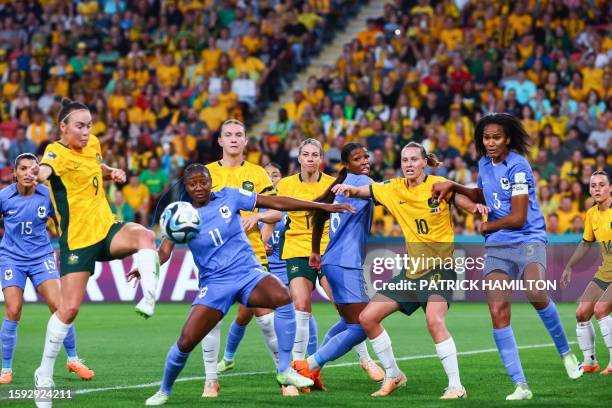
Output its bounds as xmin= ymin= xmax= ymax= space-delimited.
xmin=0 ymin=0 xmax=610 ymax=237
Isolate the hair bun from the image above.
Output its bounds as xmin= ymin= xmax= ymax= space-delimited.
xmin=60 ymin=97 xmax=73 ymax=107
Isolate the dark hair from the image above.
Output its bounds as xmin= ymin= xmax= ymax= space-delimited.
xmin=402 ymin=142 xmax=441 ymax=167
xmin=316 ymin=142 xmax=365 ymax=205
xmin=56 ymin=97 xmax=89 ymax=124
xmin=14 ymin=153 xmax=38 ymax=167
xmin=474 ymin=113 xmax=530 ymax=157
xmin=184 ymin=163 xmax=211 ymax=179
xmin=265 ymin=162 xmax=283 ymax=173
xmin=591 ymin=170 xmax=610 ymax=184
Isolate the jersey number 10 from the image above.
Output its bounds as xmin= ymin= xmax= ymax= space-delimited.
xmin=414 ymin=218 xmax=429 ymax=235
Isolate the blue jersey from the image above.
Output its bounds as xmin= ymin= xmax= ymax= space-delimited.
xmin=323 ymin=173 xmax=374 ymax=268
xmin=259 ymin=210 xmax=287 ymax=274
xmin=188 ymin=188 xmax=260 ymax=283
xmin=477 ymin=151 xmax=547 ymax=245
xmin=0 ymin=184 xmax=55 ymax=265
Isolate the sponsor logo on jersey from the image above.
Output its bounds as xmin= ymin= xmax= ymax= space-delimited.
xmin=500 ymin=178 xmax=510 ymax=190
xmin=4 ymin=269 xmax=13 ymax=281
xmin=242 ymin=181 xmax=254 ymax=191
xmin=38 ymin=206 xmax=47 ymax=219
xmin=219 ymin=205 xmax=231 ymax=219
xmin=68 ymin=253 xmax=79 ymax=265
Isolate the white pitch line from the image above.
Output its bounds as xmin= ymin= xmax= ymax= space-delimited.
xmin=74 ymin=341 xmax=576 ymax=395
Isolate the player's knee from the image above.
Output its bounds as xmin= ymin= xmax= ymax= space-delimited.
xmin=177 ymin=336 xmax=197 ymax=353
xmin=358 ymin=310 xmax=376 ymax=332
xmin=137 ymin=228 xmax=156 ymax=249
xmin=489 ymin=303 xmax=510 ymax=323
xmin=425 ymin=312 xmax=445 ymax=333
xmin=575 ymin=305 xmax=593 ymax=322
xmin=293 ymin=298 xmax=311 ymax=312
xmin=59 ymin=304 xmax=80 ymax=323
xmin=594 ymin=302 xmax=610 ymax=320
xmin=269 ymin=291 xmax=291 ymax=309
xmin=526 ymin=289 xmax=548 ymax=304
xmin=5 ymin=305 xmax=22 ymax=321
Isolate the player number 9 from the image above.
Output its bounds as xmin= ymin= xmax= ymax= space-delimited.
xmin=92 ymin=176 xmax=99 ymax=195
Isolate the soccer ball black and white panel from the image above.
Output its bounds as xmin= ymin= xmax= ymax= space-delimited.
xmin=159 ymin=201 xmax=202 ymax=244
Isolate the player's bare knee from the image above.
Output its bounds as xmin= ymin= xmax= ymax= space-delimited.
xmin=176 ymin=337 xmax=196 ymax=353
xmin=293 ymin=298 xmax=311 ymax=312
xmin=358 ymin=310 xmax=375 ymax=331
xmin=60 ymin=304 xmax=80 ymax=323
xmin=489 ymin=304 xmax=510 ymax=325
xmin=575 ymin=305 xmax=593 ymax=322
xmin=137 ymin=229 xmax=156 ymax=249
xmin=425 ymin=313 xmax=445 ymax=333
xmin=526 ymin=289 xmax=547 ymax=304
xmin=594 ymin=302 xmax=610 ymax=320
xmin=5 ymin=305 xmax=22 ymax=321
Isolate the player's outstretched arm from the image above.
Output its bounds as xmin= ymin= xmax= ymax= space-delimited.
xmin=310 ymin=211 xmax=327 ymax=270
xmin=101 ymin=163 xmax=126 ymax=183
xmin=255 ymin=194 xmax=355 ymax=213
xmin=481 ymin=194 xmax=528 ymax=235
xmin=331 ymin=184 xmax=371 ymax=199
xmin=561 ymin=241 xmax=593 ymax=288
xmin=29 ymin=163 xmax=52 ymax=184
xmin=432 ymin=180 xmax=485 ymax=204
xmin=454 ymin=193 xmax=491 ymax=215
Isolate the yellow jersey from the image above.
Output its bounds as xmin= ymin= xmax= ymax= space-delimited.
xmin=276 ymin=172 xmax=335 ymax=259
xmin=40 ymin=136 xmax=116 ymax=250
xmin=583 ymin=204 xmax=611 ymax=282
xmin=370 ymin=175 xmax=455 ymax=278
xmin=206 ymin=160 xmax=274 ymax=265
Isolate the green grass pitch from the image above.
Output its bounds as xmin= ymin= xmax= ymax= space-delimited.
xmin=0 ymin=303 xmax=609 ymax=407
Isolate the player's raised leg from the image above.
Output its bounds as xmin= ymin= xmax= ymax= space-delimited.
xmin=524 ymin=263 xmax=582 ymax=379
xmin=359 ymin=296 xmax=407 ymax=397
xmin=594 ymin=285 xmax=612 ymax=374
xmin=574 ymin=282 xmax=603 ymax=372
xmin=108 ymin=223 xmax=159 ymax=318
xmin=146 ymin=305 xmax=224 ymax=406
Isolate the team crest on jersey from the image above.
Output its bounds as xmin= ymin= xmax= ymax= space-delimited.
xmin=96 ymin=153 xmax=103 ymax=163
xmin=45 ymin=151 xmax=57 ymax=160
xmin=500 ymin=178 xmax=510 ymax=190
xmin=4 ymin=269 xmax=12 ymax=281
xmin=219 ymin=205 xmax=231 ymax=219
xmin=242 ymin=181 xmax=254 ymax=191
xmin=290 ymin=265 xmax=299 ymax=273
xmin=427 ymin=197 xmax=440 ymax=209
xmin=67 ymin=253 xmax=79 ymax=265
xmin=38 ymin=206 xmax=47 ymax=219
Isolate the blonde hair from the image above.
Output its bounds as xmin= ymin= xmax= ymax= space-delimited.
xmin=298 ymin=138 xmax=322 ymax=155
xmin=220 ymin=119 xmax=245 ymax=136
xmin=401 ymin=142 xmax=441 ymax=167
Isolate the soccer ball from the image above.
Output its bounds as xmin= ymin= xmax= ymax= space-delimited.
xmin=159 ymin=201 xmax=202 ymax=244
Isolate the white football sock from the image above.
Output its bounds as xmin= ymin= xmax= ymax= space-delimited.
xmin=370 ymin=330 xmax=401 ymax=379
xmin=307 ymin=355 xmax=320 ymax=371
xmin=597 ymin=316 xmax=612 ymax=363
xmin=137 ymin=249 xmax=160 ymax=301
xmin=202 ymin=321 xmax=221 ymax=381
xmin=39 ymin=314 xmax=71 ymax=378
xmin=435 ymin=336 xmax=462 ymax=389
xmin=576 ymin=321 xmax=597 ymax=363
xmin=292 ymin=311 xmax=310 ymax=360
xmin=354 ymin=341 xmax=372 ymax=362
xmin=255 ymin=312 xmax=279 ymax=369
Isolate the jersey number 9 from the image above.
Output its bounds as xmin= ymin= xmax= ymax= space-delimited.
xmin=92 ymin=176 xmax=99 ymax=195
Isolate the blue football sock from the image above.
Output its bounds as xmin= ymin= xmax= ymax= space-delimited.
xmin=536 ymin=301 xmax=570 ymax=356
xmin=63 ymin=324 xmax=77 ymax=358
xmin=160 ymin=343 xmax=191 ymax=395
xmin=493 ymin=325 xmax=526 ymax=384
xmin=1 ymin=319 xmax=18 ymax=369
xmin=308 ymin=315 xmax=318 ymax=356
xmin=223 ymin=320 xmax=247 ymax=361
xmin=274 ymin=303 xmax=296 ymax=373
xmin=314 ymin=323 xmax=366 ymax=368
xmin=321 ymin=318 xmax=347 ymax=349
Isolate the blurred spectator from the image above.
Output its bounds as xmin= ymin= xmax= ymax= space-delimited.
xmin=122 ymin=173 xmax=150 ymax=225
xmin=8 ymin=126 xmax=36 ymax=164
xmin=110 ymin=190 xmax=135 ymax=223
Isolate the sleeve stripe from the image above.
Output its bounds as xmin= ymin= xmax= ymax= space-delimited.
xmin=369 ymin=184 xmax=381 ymax=205
xmin=260 ymin=186 xmax=276 ymax=194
